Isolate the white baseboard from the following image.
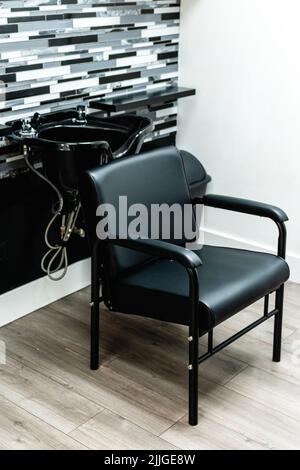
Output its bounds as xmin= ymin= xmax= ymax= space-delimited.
xmin=202 ymin=227 xmax=300 ymax=284
xmin=0 ymin=258 xmax=91 ymax=327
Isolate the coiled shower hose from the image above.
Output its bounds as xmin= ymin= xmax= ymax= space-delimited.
xmin=24 ymin=146 xmax=80 ymax=281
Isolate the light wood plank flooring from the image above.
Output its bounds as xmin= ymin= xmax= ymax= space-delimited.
xmin=0 ymin=282 xmax=300 ymax=450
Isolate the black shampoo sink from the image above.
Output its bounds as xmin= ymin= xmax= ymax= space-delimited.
xmin=7 ymin=111 xmax=153 ymax=192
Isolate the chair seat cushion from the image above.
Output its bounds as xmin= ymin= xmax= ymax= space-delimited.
xmin=111 ymin=246 xmax=290 ymax=331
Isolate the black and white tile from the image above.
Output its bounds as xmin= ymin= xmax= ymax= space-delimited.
xmin=0 ymin=0 xmax=181 ymax=141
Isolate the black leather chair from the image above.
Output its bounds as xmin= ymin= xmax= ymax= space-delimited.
xmin=79 ymin=146 xmax=289 ymax=426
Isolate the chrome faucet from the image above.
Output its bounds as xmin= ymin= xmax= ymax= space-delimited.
xmin=76 ymin=105 xmax=87 ymax=124
xmin=19 ymin=119 xmax=36 ymax=137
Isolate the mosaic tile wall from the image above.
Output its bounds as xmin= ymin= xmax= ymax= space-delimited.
xmin=0 ymin=0 xmax=181 ymax=142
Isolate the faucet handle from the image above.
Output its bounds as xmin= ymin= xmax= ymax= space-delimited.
xmin=76 ymin=105 xmax=86 ymax=123
xmin=21 ymin=118 xmax=31 ymax=131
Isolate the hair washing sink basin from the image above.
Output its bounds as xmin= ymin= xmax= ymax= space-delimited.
xmin=35 ymin=114 xmax=152 ymax=155
xmin=8 ymin=111 xmax=153 ymax=192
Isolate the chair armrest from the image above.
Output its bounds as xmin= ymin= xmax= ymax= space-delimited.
xmin=102 ymin=237 xmax=201 ymax=334
xmin=91 ymin=237 xmax=201 ymax=339
xmin=194 ymin=194 xmax=288 ymax=259
xmin=197 ymin=194 xmax=288 ymax=224
xmin=106 ymin=237 xmax=202 ymax=270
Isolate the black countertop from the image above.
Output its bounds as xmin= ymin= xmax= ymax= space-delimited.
xmin=89 ymin=86 xmax=196 ymax=112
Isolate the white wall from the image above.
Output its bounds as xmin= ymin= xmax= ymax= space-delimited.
xmin=0 ymin=259 xmax=90 ymax=327
xmin=177 ymin=0 xmax=300 ymax=282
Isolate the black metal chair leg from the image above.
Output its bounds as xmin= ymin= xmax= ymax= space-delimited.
xmin=187 ymin=267 xmax=199 ymax=426
xmin=90 ymin=301 xmax=100 ymax=370
xmin=273 ymin=285 xmax=284 ymax=363
xmin=188 ymin=327 xmax=199 ymax=426
xmin=90 ymin=243 xmax=100 ymax=370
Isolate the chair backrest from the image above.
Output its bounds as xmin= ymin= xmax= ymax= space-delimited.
xmin=79 ymin=146 xmax=193 ymax=278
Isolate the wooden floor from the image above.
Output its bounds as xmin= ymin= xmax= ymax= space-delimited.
xmin=0 ymin=282 xmax=300 ymax=449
